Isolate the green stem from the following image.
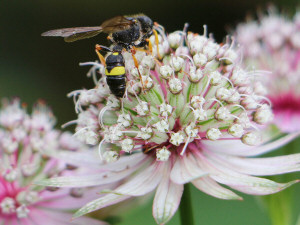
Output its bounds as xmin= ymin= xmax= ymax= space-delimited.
xmin=179 ymin=183 xmax=195 ymax=225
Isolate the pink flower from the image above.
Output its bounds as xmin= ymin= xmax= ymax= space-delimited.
xmin=40 ymin=24 xmax=299 ymax=225
xmin=0 ymin=99 xmax=107 ymax=225
xmin=235 ymin=9 xmax=300 ymax=133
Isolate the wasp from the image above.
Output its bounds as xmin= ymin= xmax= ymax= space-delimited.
xmin=41 ymin=14 xmax=153 ymax=50
xmin=42 ymin=14 xmax=154 ymax=98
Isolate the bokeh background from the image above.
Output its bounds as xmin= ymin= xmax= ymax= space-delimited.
xmin=1 ymin=0 xmax=299 ymax=224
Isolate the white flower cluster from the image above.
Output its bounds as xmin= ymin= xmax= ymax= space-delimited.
xmin=72 ymin=24 xmax=273 ymax=163
xmin=0 ymin=99 xmax=87 ymax=219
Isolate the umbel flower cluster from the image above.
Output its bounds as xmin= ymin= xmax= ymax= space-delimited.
xmin=39 ymin=24 xmax=300 ymax=225
xmin=0 ymin=99 xmax=107 ymax=225
xmin=235 ymin=9 xmax=300 ymax=133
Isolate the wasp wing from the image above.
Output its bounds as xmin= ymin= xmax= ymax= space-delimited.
xmin=100 ymin=15 xmax=136 ymax=33
xmin=41 ymin=16 xmax=135 ymax=42
xmin=41 ymin=26 xmax=103 ymax=42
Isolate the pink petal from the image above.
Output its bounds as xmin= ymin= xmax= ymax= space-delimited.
xmin=153 ymin=165 xmax=183 ymax=225
xmin=18 ymin=218 xmax=31 ymax=225
xmin=2 ymin=218 xmax=17 ymax=225
xmin=192 ymin=177 xmax=242 ymax=200
xmin=273 ymin=110 xmax=300 ymax=133
xmin=29 ymin=209 xmax=72 ymax=225
xmin=30 ymin=209 xmax=108 ymax=225
xmin=72 ymin=216 xmax=109 ymax=225
xmin=170 ymin=153 xmax=207 ymax=184
xmin=37 ymin=187 xmax=102 ymax=209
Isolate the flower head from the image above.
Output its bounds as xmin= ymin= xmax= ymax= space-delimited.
xmin=41 ymin=24 xmax=300 ymax=225
xmin=0 ymin=99 xmax=107 ymax=225
xmin=235 ymin=8 xmax=300 ymax=133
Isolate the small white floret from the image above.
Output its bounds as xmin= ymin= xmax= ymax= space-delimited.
xmin=159 ymin=103 xmax=173 ymax=117
xmin=141 ymin=55 xmax=155 ymax=69
xmin=210 ymin=71 xmax=222 ymax=86
xmin=0 ymin=197 xmax=16 ymax=214
xmin=215 ymin=107 xmax=231 ymax=121
xmin=170 ymin=132 xmax=185 ymax=146
xmin=117 ymin=114 xmax=132 ymax=128
xmin=242 ymin=132 xmax=261 ymax=146
xmin=137 ymin=127 xmax=153 ymax=140
xmin=193 ymin=53 xmax=207 ymax=67
xmin=103 ymin=151 xmax=119 ymax=163
xmin=185 ymin=123 xmax=199 ymax=138
xmin=168 ymin=78 xmax=183 ymax=94
xmin=136 ymin=101 xmax=150 ymax=116
xmin=156 ymin=147 xmax=171 ymax=161
xmin=153 ymin=120 xmax=169 ymax=132
xmin=253 ymin=105 xmax=274 ymax=124
xmin=193 ymin=108 xmax=208 ymax=121
xmin=190 ymin=96 xmax=206 ymax=109
xmin=228 ymin=124 xmax=244 ymax=137
xmin=206 ymin=128 xmax=222 ymax=140
xmin=121 ymin=138 xmax=134 ymax=153
xmin=168 ymin=32 xmax=182 ymax=48
xmin=16 ymin=205 xmax=30 ymax=218
xmin=170 ymin=56 xmax=185 ymax=72
xmin=159 ymin=65 xmax=173 ymax=79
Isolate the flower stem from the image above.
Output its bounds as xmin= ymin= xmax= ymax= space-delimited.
xmin=179 ymin=183 xmax=195 ymax=225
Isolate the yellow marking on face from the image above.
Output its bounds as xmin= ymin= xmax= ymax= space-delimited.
xmin=105 ymin=66 xmax=125 ymax=76
xmin=112 ymin=52 xmax=119 ymax=55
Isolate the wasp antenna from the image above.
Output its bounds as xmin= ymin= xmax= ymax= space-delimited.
xmin=95 ymin=44 xmax=112 ymax=52
xmin=95 ymin=49 xmax=106 ymax=66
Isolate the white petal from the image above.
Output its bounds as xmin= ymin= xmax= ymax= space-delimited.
xmin=102 ymin=153 xmax=148 ymax=171
xmin=170 ymin=154 xmax=207 ymax=184
xmin=195 ymin=151 xmax=299 ymax=195
xmin=153 ymin=163 xmax=183 ymax=225
xmin=205 ymin=151 xmax=300 ymax=176
xmin=73 ymin=194 xmax=130 ymax=219
xmin=46 ymin=150 xmax=102 ymax=168
xmin=201 ymin=132 xmax=300 ymax=156
xmin=242 ymin=132 xmax=300 ymax=156
xmin=114 ymin=161 xmax=164 ymax=196
xmin=192 ymin=177 xmax=242 ymax=200
xmin=35 ymin=155 xmax=150 ymax=187
xmin=73 ymin=194 xmax=131 ymax=218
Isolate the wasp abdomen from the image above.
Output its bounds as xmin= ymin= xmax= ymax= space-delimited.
xmin=105 ymin=52 xmax=126 ymax=98
xmin=106 ymin=75 xmax=126 ymax=98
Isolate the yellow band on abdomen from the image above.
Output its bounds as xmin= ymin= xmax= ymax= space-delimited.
xmin=105 ymin=66 xmax=126 ymax=76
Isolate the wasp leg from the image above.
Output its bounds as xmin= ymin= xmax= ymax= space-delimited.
xmin=131 ymin=47 xmax=145 ymax=93
xmin=152 ymin=29 xmax=161 ymax=60
xmin=146 ymin=39 xmax=153 ymax=55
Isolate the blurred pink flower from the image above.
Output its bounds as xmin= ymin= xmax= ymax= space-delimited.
xmin=40 ymin=24 xmax=299 ymax=225
xmin=0 ymin=99 xmax=107 ymax=225
xmin=235 ymin=9 xmax=300 ymax=133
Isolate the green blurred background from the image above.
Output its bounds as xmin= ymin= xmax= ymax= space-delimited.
xmin=1 ymin=0 xmax=299 ymax=224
